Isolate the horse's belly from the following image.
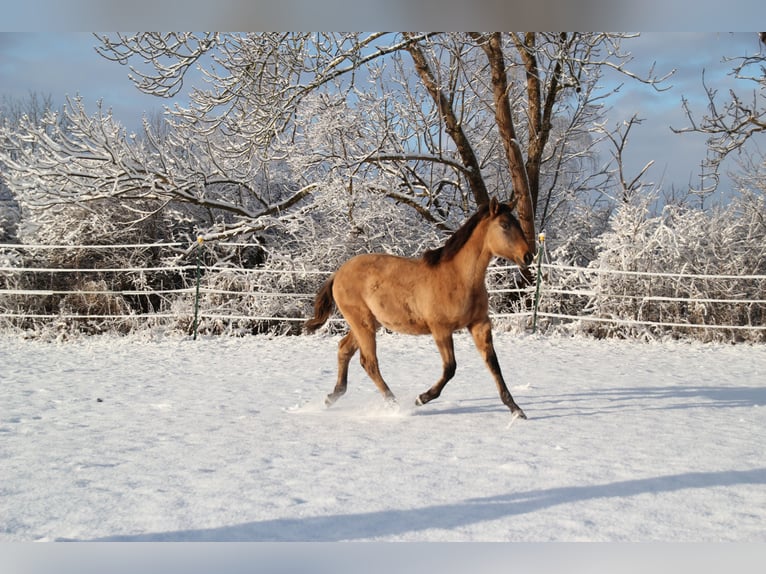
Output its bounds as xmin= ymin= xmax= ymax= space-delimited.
xmin=372 ymin=300 xmax=431 ymax=335
xmin=371 ymin=298 xmax=472 ymax=336
xmin=380 ymin=317 xmax=431 ymax=335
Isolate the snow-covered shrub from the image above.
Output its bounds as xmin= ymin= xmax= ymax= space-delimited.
xmin=0 ymin=196 xmax=201 ymax=334
xmin=0 ymin=185 xmax=19 ymax=243
xmin=587 ymin=192 xmax=766 ymax=342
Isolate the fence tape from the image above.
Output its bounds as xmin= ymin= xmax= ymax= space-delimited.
xmin=1 ymin=242 xmax=764 ymax=333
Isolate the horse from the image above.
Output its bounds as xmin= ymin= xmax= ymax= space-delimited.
xmin=304 ymin=197 xmax=534 ymax=419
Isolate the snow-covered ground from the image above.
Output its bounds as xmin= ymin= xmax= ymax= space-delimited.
xmin=1 ymin=331 xmax=765 ymax=542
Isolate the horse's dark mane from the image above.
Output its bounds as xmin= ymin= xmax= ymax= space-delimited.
xmin=422 ymin=202 xmax=513 ymax=266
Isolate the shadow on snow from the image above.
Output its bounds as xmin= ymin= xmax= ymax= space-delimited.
xmin=83 ymin=468 xmax=766 ymax=542
xmin=528 ymin=384 xmax=766 ymax=420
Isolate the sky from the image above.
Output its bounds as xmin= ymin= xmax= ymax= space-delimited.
xmin=1 ymin=32 xmax=764 ymax=204
xmin=596 ymin=32 xmax=764 ymax=202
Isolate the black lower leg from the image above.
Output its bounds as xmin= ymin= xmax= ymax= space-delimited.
xmin=416 ymin=360 xmax=456 ymax=406
xmin=488 ymin=353 xmax=526 ymax=418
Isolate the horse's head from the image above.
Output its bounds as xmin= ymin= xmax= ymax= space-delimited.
xmin=485 ymin=197 xmax=534 ymax=269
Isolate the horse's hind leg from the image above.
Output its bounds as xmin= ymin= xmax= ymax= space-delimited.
xmin=416 ymin=332 xmax=456 ymax=406
xmin=326 ymin=332 xmax=358 ymax=407
xmin=352 ymin=321 xmax=396 ymax=404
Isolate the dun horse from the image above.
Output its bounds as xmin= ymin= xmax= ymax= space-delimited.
xmin=304 ymin=197 xmax=534 ymax=419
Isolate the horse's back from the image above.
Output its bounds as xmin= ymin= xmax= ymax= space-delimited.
xmin=336 ymin=252 xmax=418 ymax=280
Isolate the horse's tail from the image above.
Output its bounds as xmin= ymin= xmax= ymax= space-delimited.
xmin=304 ymin=275 xmax=336 ymax=334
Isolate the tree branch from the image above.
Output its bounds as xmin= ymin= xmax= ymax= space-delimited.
xmin=403 ymin=33 xmax=490 ymax=206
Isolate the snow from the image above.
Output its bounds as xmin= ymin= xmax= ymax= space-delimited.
xmin=1 ymin=331 xmax=765 ymax=542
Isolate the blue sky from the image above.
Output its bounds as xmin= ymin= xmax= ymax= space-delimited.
xmin=1 ymin=32 xmax=763 ymax=202
xmin=596 ymin=32 xmax=763 ymax=201
xmin=0 ymin=33 xmax=163 ymax=126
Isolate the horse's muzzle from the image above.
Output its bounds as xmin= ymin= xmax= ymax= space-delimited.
xmin=523 ymin=251 xmax=534 ymax=267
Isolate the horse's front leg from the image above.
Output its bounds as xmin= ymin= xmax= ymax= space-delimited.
xmin=416 ymin=332 xmax=456 ymax=406
xmin=469 ymin=319 xmax=527 ymax=419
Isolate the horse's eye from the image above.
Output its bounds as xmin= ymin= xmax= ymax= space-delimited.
xmin=499 ymin=221 xmax=510 ymax=230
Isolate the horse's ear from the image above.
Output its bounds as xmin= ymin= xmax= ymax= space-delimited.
xmin=507 ymin=194 xmax=518 ymax=212
xmin=489 ymin=197 xmax=500 ymax=216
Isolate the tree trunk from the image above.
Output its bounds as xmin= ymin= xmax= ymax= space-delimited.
xmin=477 ymin=32 xmax=536 ymax=252
xmin=404 ymin=34 xmax=490 ymax=207
xmin=512 ymin=32 xmax=565 ymax=222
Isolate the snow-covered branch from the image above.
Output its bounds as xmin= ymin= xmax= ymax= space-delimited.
xmin=671 ymin=36 xmax=766 ymax=191
xmin=0 ymin=97 xmax=287 ymax=225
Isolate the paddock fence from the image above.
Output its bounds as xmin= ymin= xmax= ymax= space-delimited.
xmin=1 ymin=241 xmax=764 ymax=342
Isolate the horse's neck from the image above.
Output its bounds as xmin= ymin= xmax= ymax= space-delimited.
xmin=450 ymin=220 xmax=493 ymax=287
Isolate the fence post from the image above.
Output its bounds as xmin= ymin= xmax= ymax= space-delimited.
xmin=532 ymin=232 xmax=546 ymax=334
xmin=193 ymin=236 xmax=204 ymax=340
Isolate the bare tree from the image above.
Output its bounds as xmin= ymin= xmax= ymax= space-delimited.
xmin=599 ymin=114 xmax=655 ymax=204
xmin=1 ymin=33 xmax=670 ymax=260
xmin=673 ymin=33 xmax=766 ymax=195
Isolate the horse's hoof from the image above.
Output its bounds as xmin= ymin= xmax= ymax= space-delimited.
xmin=415 ymin=393 xmax=431 ymax=406
xmin=512 ymin=407 xmax=527 ymax=420
xmin=325 ymin=395 xmax=337 ymax=407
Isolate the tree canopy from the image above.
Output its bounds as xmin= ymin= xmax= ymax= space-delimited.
xmin=1 ymin=33 xmax=671 ymax=256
